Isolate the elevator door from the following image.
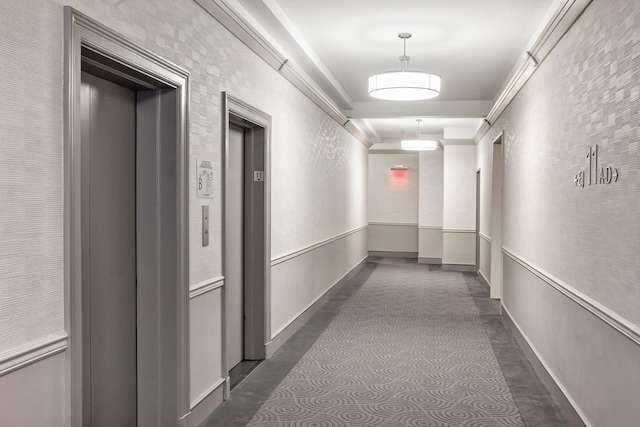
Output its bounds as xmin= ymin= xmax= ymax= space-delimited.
xmin=81 ymin=71 xmax=137 ymax=426
xmin=227 ymin=124 xmax=245 ymax=370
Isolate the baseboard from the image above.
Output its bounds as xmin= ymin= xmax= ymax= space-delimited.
xmin=478 ymin=270 xmax=490 ymax=290
xmin=418 ymin=257 xmax=442 ymax=265
xmin=502 ymin=306 xmax=586 ymax=427
xmin=368 ymin=251 xmax=418 ymax=258
xmin=191 ymin=378 xmax=225 ymax=427
xmin=266 ymin=256 xmax=368 ymax=358
xmin=442 ymin=263 xmax=476 ymax=272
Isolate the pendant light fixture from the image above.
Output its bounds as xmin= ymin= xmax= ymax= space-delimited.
xmin=401 ymin=119 xmax=438 ymax=151
xmin=368 ymin=33 xmax=441 ymax=101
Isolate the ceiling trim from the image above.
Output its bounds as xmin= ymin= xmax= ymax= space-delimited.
xmin=194 ymin=0 xmax=373 ymax=147
xmin=474 ymin=0 xmax=594 ymax=143
xmin=346 ymin=101 xmax=493 ymax=119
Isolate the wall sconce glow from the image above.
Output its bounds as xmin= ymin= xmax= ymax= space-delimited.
xmin=368 ymin=33 xmax=441 ymax=101
xmin=401 ymin=119 xmax=438 ymax=151
xmin=401 ymin=140 xmax=438 ymax=151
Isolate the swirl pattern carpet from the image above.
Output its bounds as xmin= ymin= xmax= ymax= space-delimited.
xmin=247 ymin=263 xmax=524 ymax=426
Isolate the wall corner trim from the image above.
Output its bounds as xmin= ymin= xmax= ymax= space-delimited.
xmin=479 ymin=232 xmax=492 ymax=243
xmin=193 ymin=0 xmax=372 ymax=148
xmin=0 ymin=333 xmax=68 ymax=377
xmin=474 ymin=0 xmax=593 ymax=143
xmin=502 ymin=248 xmax=640 ymax=346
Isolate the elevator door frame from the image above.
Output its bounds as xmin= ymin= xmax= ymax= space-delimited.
xmin=64 ymin=8 xmax=190 ymax=426
xmin=222 ymin=93 xmax=271 ymax=397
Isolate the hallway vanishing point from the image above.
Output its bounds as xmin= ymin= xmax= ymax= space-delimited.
xmin=205 ymin=259 xmax=567 ymax=426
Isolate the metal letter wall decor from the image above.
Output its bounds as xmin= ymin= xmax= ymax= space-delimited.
xmin=574 ymin=145 xmax=619 ymax=188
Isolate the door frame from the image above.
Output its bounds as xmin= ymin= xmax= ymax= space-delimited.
xmin=490 ymin=132 xmax=504 ymax=300
xmin=221 ymin=93 xmax=271 ymax=397
xmin=476 ymin=168 xmax=481 ymax=273
xmin=64 ymin=8 xmax=190 ymax=426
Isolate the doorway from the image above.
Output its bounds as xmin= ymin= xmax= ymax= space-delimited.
xmin=80 ymin=71 xmax=137 ymax=426
xmin=490 ymin=134 xmax=503 ymax=299
xmin=222 ymin=94 xmax=271 ymax=395
xmin=65 ymin=8 xmax=190 ymax=425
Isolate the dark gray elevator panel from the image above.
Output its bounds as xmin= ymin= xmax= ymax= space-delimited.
xmin=81 ymin=71 xmax=137 ymax=426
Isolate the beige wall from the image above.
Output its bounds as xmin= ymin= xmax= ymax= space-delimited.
xmin=477 ymin=0 xmax=640 ymax=423
xmin=0 ymin=0 xmax=368 ymax=422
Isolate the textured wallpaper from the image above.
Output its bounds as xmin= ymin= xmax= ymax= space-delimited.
xmin=0 ymin=0 xmax=368 ymax=355
xmin=367 ymin=153 xmax=419 ymax=224
xmin=443 ymin=146 xmax=477 ymax=230
xmin=419 ymin=150 xmax=444 ymax=227
xmin=478 ymin=0 xmax=640 ymax=326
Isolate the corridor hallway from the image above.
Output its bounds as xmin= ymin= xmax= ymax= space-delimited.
xmin=204 ymin=260 xmax=567 ymax=426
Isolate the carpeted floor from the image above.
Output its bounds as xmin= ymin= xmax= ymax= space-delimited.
xmin=246 ymin=263 xmax=525 ymax=426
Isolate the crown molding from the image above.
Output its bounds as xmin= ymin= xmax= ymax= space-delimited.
xmin=474 ymin=0 xmax=593 ymax=143
xmin=194 ymin=0 xmax=372 ymax=147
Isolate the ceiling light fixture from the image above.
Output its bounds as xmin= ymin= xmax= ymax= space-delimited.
xmin=401 ymin=119 xmax=438 ymax=151
xmin=368 ymin=33 xmax=441 ymax=101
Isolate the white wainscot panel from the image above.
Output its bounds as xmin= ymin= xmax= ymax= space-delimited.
xmin=189 ymin=287 xmax=223 ymax=409
xmin=442 ymin=231 xmax=476 ymax=265
xmin=479 ymin=235 xmax=492 ymax=284
xmin=503 ymin=255 xmax=640 ymax=427
xmin=271 ymin=228 xmax=367 ymax=339
xmin=0 ymin=352 xmax=64 ymax=426
xmin=418 ymin=227 xmax=442 ymax=262
xmin=368 ymin=223 xmax=418 ymax=253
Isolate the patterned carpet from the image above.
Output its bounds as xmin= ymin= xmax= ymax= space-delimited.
xmin=247 ymin=263 xmax=524 ymax=427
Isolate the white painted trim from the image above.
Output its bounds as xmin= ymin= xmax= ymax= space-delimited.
xmin=474 ymin=0 xmax=593 ymax=142
xmin=368 ymin=222 xmax=418 ymax=227
xmin=0 ymin=334 xmax=68 ymax=376
xmin=502 ymin=248 xmax=640 ymax=346
xmin=502 ymin=304 xmax=591 ymax=427
xmin=190 ymin=377 xmax=226 ymax=410
xmin=479 ymin=232 xmax=492 ymax=243
xmin=443 ymin=228 xmax=476 ymax=234
xmin=271 ymin=225 xmax=368 ymax=266
xmin=418 ymin=225 xmax=443 ymax=230
xmin=193 ymin=0 xmax=371 ymax=148
xmin=189 ymin=276 xmax=225 ymax=299
xmin=271 ymin=255 xmax=368 ymax=339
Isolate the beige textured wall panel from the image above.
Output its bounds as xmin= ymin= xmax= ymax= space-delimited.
xmin=0 ymin=0 xmax=368 ymax=363
xmin=443 ymin=146 xmax=477 ymax=230
xmin=367 ymin=154 xmax=419 ymax=224
xmin=478 ymin=0 xmax=640 ymax=326
xmin=419 ymin=150 xmax=444 ymax=227
xmin=0 ymin=0 xmax=65 ymax=357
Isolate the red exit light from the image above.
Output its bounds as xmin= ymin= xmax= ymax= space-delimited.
xmin=390 ymin=169 xmax=409 ymax=186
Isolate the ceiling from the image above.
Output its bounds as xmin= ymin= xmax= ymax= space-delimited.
xmin=235 ymin=0 xmax=555 ymax=146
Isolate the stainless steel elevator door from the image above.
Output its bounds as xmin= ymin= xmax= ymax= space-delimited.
xmin=81 ymin=71 xmax=137 ymax=426
xmin=227 ymin=124 xmax=245 ymax=370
